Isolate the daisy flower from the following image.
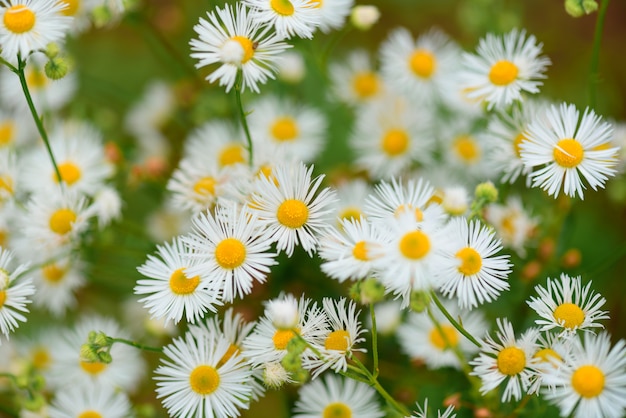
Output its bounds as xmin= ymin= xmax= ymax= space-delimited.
xmin=438 ymin=217 xmax=512 ymax=310
xmin=329 ymin=49 xmax=384 ymax=106
xmin=483 ymin=195 xmax=537 ymax=257
xmin=520 ymin=102 xmax=619 ymax=199
xmin=331 ymin=178 xmax=371 ymax=224
xmin=243 ymin=0 xmax=320 ymax=39
xmin=182 ymin=202 xmax=278 ymax=303
xmin=293 ymin=373 xmax=384 ymax=418
xmin=460 ymin=28 xmax=551 ymax=110
xmin=469 ymin=318 xmax=541 ymax=402
xmin=248 ymin=162 xmax=336 ymax=257
xmin=184 ymin=120 xmax=249 ymax=169
xmin=0 ymin=247 xmax=34 ymax=342
xmin=533 ymin=331 xmax=567 ymax=374
xmin=135 ymin=236 xmax=221 ymax=324
xmin=408 ymin=399 xmax=457 ymax=418
xmin=155 ymin=332 xmax=254 ymax=418
xmin=49 ymin=384 xmax=132 ymax=418
xmin=0 ymin=109 xmax=35 ymax=148
xmin=542 ymin=332 xmax=626 ymax=418
xmin=0 ymin=0 xmax=71 ymax=61
xmin=190 ymin=3 xmax=290 ymax=93
xmin=276 ymin=49 xmax=306 ymax=83
xmin=311 ymin=0 xmax=353 ymax=33
xmin=526 ymin=274 xmax=609 ymax=336
xmin=30 ymin=255 xmax=85 ymax=317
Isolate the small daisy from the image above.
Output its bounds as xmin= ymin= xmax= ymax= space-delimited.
xmin=0 ymin=0 xmax=72 ymax=61
xmin=520 ymin=103 xmax=619 ymax=199
xmin=184 ymin=120 xmax=249 ymax=169
xmin=408 ymin=399 xmax=457 ymax=418
xmin=0 ymin=109 xmax=35 ymax=148
xmin=0 ymin=247 xmax=34 ymax=342
xmin=329 ymin=49 xmax=384 ymax=106
xmin=438 ymin=217 xmax=512 ymax=310
xmin=331 ymin=178 xmax=371 ymax=224
xmin=155 ymin=332 xmax=254 ymax=418
xmin=276 ymin=49 xmax=306 ymax=83
xmin=527 ymin=274 xmax=609 ymax=336
xmin=542 ymin=332 xmax=626 ymax=418
xmin=135 ymin=236 xmax=221 ymax=324
xmin=243 ymin=0 xmax=320 ymax=39
xmin=483 ymin=195 xmax=537 ymax=257
xmin=533 ymin=331 xmax=567 ymax=374
xmin=440 ymin=185 xmax=470 ymax=216
xmin=248 ymin=162 xmax=336 ymax=257
xmin=460 ymin=28 xmax=550 ymax=110
xmin=469 ymin=318 xmax=541 ymax=402
xmin=182 ymin=202 xmax=278 ymax=303
xmin=293 ymin=373 xmax=384 ymax=418
xmin=49 ymin=384 xmax=133 ymax=418
xmin=310 ymin=0 xmax=353 ymax=33
xmin=190 ymin=3 xmax=291 ymax=93
xmin=30 ymin=255 xmax=85 ymax=317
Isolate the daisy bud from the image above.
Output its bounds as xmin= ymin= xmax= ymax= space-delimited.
xmin=350 ymin=5 xmax=380 ymax=31
xmin=91 ymin=5 xmax=113 ymax=28
xmin=359 ymin=277 xmax=385 ymax=304
xmin=277 ymin=51 xmax=306 ymax=84
xmin=45 ymin=43 xmax=60 ymax=59
xmin=22 ymin=393 xmax=46 ymax=412
xmin=267 ymin=298 xmax=299 ymax=330
xmin=79 ymin=344 xmax=99 ymax=363
xmin=45 ymin=57 xmax=69 ymax=80
xmin=263 ymin=362 xmax=290 ymax=389
xmin=409 ymin=291 xmax=431 ymax=313
xmin=474 ymin=181 xmax=498 ymax=204
xmin=281 ymin=351 xmax=303 ymax=374
xmin=98 ymin=351 xmax=113 ymax=364
xmin=565 ymin=0 xmax=598 ymax=17
xmin=286 ymin=335 xmax=307 ymax=356
xmin=93 ymin=331 xmax=109 ymax=348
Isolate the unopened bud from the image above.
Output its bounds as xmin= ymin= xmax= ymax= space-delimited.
xmin=359 ymin=277 xmax=385 ymax=304
xmin=98 ymin=351 xmax=113 ymax=364
xmin=45 ymin=43 xmax=60 ymax=59
xmin=45 ymin=57 xmax=69 ymax=80
xmin=21 ymin=393 xmax=46 ymax=412
xmin=79 ymin=344 xmax=99 ymax=363
xmin=350 ymin=5 xmax=380 ymax=31
xmin=409 ymin=291 xmax=431 ymax=313
xmin=565 ymin=0 xmax=598 ymax=17
xmin=474 ymin=181 xmax=498 ymax=204
xmin=91 ymin=5 xmax=113 ymax=27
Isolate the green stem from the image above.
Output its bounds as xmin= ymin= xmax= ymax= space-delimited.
xmin=369 ymin=303 xmax=380 ymax=378
xmin=235 ymin=69 xmax=254 ymax=167
xmin=431 ymin=292 xmax=482 ymax=348
xmin=588 ymin=0 xmax=610 ymax=108
xmin=108 ymin=337 xmax=163 ymax=353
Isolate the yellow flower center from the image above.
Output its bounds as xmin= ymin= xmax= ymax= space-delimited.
xmin=277 ymin=199 xmax=309 ymax=228
xmin=325 ymin=329 xmax=350 ymax=351
xmin=394 ymin=204 xmax=424 ymax=222
xmin=352 ymin=71 xmax=379 ymax=99
xmin=217 ymin=344 xmax=240 ymax=368
xmin=32 ymin=347 xmax=51 ymax=370
xmin=381 ymin=129 xmax=409 ymax=156
xmin=534 ymin=348 xmax=561 ymax=364
xmin=513 ymin=132 xmax=526 ymax=158
xmin=270 ymin=117 xmax=299 ymax=142
xmin=26 ymin=67 xmax=48 ymax=89
xmin=0 ymin=175 xmax=13 ymax=195
xmin=323 ymin=402 xmax=352 ymax=418
xmin=218 ymin=144 xmax=246 ymax=167
xmin=272 ymin=328 xmax=299 ymax=350
xmin=49 ymin=209 xmax=77 ymax=235
xmin=270 ymin=0 xmax=295 ymax=16
xmin=214 ymin=238 xmax=247 ymax=270
xmin=54 ymin=162 xmax=82 ymax=185
xmin=553 ymin=138 xmax=584 ymax=168
xmin=80 ymin=360 xmax=107 ymax=375
xmin=489 ymin=60 xmax=519 ymax=86
xmin=429 ymin=325 xmax=459 ymax=350
xmin=497 ymin=346 xmax=526 ymax=376
xmin=553 ymin=302 xmax=585 ymax=329
xmin=42 ymin=263 xmax=66 ymax=283
xmin=0 ymin=230 xmax=6 ymax=247
xmin=168 ymin=267 xmax=200 ymax=295
xmin=399 ymin=230 xmax=430 ymax=260
xmin=3 ymin=5 xmax=36 ymax=34
xmin=58 ymin=0 xmax=80 ymax=16
xmin=0 ymin=122 xmax=14 ymax=146
xmin=571 ymin=365 xmax=605 ymax=398
xmin=352 ymin=241 xmax=369 ymax=261
xmin=453 ymin=135 xmax=479 ymax=162
xmin=189 ymin=365 xmax=220 ymax=395
xmin=0 ymin=290 xmax=6 ymax=308
xmin=78 ymin=411 xmax=102 ymax=418
xmin=456 ymin=247 xmax=483 ymax=276
xmin=230 ymin=36 xmax=254 ymax=63
xmin=409 ymin=49 xmax=436 ymax=79
xmin=339 ymin=207 xmax=362 ymax=222
xmin=193 ymin=176 xmax=216 ymax=197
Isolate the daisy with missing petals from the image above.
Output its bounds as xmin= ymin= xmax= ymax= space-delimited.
xmin=155 ymin=332 xmax=254 ymax=418
xmin=542 ymin=332 xmax=626 ymax=418
xmin=243 ymin=0 xmax=320 ymax=39
xmin=460 ymin=29 xmax=550 ymax=110
xmin=438 ymin=217 xmax=512 ymax=310
xmin=0 ymin=0 xmax=72 ymax=61
xmin=182 ymin=202 xmax=278 ymax=303
xmin=293 ymin=373 xmax=384 ymax=418
xmin=0 ymin=247 xmax=34 ymax=343
xmin=469 ymin=318 xmax=541 ymax=402
xmin=329 ymin=49 xmax=384 ymax=106
xmin=49 ymin=384 xmax=132 ymax=418
xmin=527 ymin=274 xmax=609 ymax=336
xmin=520 ymin=102 xmax=619 ymax=199
xmin=136 ymin=237 xmax=221 ymax=324
xmin=249 ymin=162 xmax=336 ymax=257
xmin=190 ymin=3 xmax=290 ymax=93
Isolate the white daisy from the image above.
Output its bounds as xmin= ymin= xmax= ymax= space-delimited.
xmin=276 ymin=49 xmax=306 ymax=83
xmin=483 ymin=195 xmax=537 ymax=257
xmin=0 ymin=247 xmax=34 ymax=343
xmin=542 ymin=332 xmax=626 ymax=418
xmin=135 ymin=236 xmax=221 ymax=324
xmin=243 ymin=0 xmax=320 ymax=39
xmin=329 ymin=49 xmax=384 ymax=106
xmin=0 ymin=109 xmax=36 ymax=148
xmin=30 ymin=255 xmax=85 ymax=317
xmin=190 ymin=3 xmax=291 ymax=93
xmin=293 ymin=373 xmax=384 ymax=418
xmin=520 ymin=102 xmax=619 ymax=199
xmin=527 ymin=274 xmax=609 ymax=336
xmin=440 ymin=185 xmax=470 ymax=216
xmin=438 ymin=217 xmax=512 ymax=310
xmin=155 ymin=332 xmax=254 ymax=418
xmin=248 ymin=161 xmax=336 ymax=257
xmin=460 ymin=28 xmax=551 ymax=110
xmin=183 ymin=120 xmax=249 ymax=169
xmin=49 ymin=384 xmax=132 ymax=418
xmin=312 ymin=0 xmax=353 ymax=33
xmin=0 ymin=0 xmax=71 ymax=61
xmin=331 ymin=178 xmax=371 ymax=224
xmin=182 ymin=202 xmax=278 ymax=303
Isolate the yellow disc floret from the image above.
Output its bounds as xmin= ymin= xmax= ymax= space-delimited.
xmin=4 ymin=5 xmax=36 ymax=34
xmin=193 ymin=176 xmax=217 ymax=197
xmin=553 ymin=138 xmax=584 ymax=168
xmin=49 ymin=209 xmax=77 ymax=235
xmin=59 ymin=0 xmax=80 ymax=16
xmin=219 ymin=144 xmax=246 ymax=167
xmin=399 ymin=230 xmax=430 ymax=260
xmin=80 ymin=360 xmax=107 ymax=375
xmin=325 ymin=330 xmax=350 ymax=351
xmin=429 ymin=325 xmax=459 ymax=350
xmin=571 ymin=365 xmax=605 ymax=398
xmin=271 ymin=117 xmax=299 ymax=142
xmin=189 ymin=365 xmax=220 ymax=395
xmin=409 ymin=49 xmax=436 ymax=79
xmin=272 ymin=328 xmax=299 ymax=350
xmin=230 ymin=36 xmax=255 ymax=63
xmin=456 ymin=247 xmax=483 ymax=276
xmin=78 ymin=411 xmax=102 ymax=418
xmin=453 ymin=135 xmax=479 ymax=163
xmin=0 ymin=122 xmax=14 ymax=146
xmin=55 ymin=162 xmax=82 ymax=185
xmin=277 ymin=199 xmax=309 ymax=228
xmin=489 ymin=60 xmax=519 ymax=86
xmin=0 ymin=290 xmax=6 ymax=308
xmin=381 ymin=129 xmax=409 ymax=156
xmin=553 ymin=302 xmax=585 ymax=329
xmin=42 ymin=263 xmax=66 ymax=283
xmin=168 ymin=268 xmax=200 ymax=295
xmin=352 ymin=241 xmax=369 ymax=261
xmin=352 ymin=71 xmax=379 ymax=99
xmin=270 ymin=0 xmax=295 ymax=16
xmin=215 ymin=238 xmax=247 ymax=270
xmin=497 ymin=346 xmax=526 ymax=375
xmin=323 ymin=402 xmax=352 ymax=418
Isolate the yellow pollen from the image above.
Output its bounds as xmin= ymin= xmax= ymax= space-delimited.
xmin=513 ymin=132 xmax=526 ymax=158
xmin=323 ymin=402 xmax=352 ymax=418
xmin=217 ymin=344 xmax=240 ymax=368
xmin=80 ymin=360 xmax=107 ymax=375
xmin=3 ymin=5 xmax=36 ymax=34
xmin=26 ymin=68 xmax=48 ymax=89
xmin=489 ymin=60 xmax=519 ymax=86
xmin=0 ymin=122 xmax=14 ymax=146
xmin=381 ymin=129 xmax=409 ymax=156
xmin=58 ymin=0 xmax=80 ymax=16
xmin=230 ymin=35 xmax=254 ymax=63
xmin=49 ymin=209 xmax=77 ymax=235
xmin=189 ymin=365 xmax=220 ymax=395
xmin=0 ymin=175 xmax=13 ymax=195
xmin=168 ymin=267 xmax=200 ymax=295
xmin=456 ymin=247 xmax=483 ymax=276
xmin=54 ymin=161 xmax=82 ymax=185
xmin=409 ymin=49 xmax=436 ymax=78
xmin=272 ymin=328 xmax=299 ymax=350
xmin=534 ymin=348 xmax=561 ymax=364
xmin=193 ymin=176 xmax=216 ymax=197
xmin=339 ymin=207 xmax=363 ymax=222
xmin=0 ymin=290 xmax=6 ymax=308
xmin=219 ymin=144 xmax=246 ymax=167
xmin=270 ymin=117 xmax=299 ymax=142
xmin=352 ymin=71 xmax=379 ymax=99
xmin=277 ymin=199 xmax=309 ymax=228
xmin=553 ymin=302 xmax=585 ymax=329
xmin=215 ymin=238 xmax=247 ymax=269
xmin=32 ymin=347 xmax=51 ymax=370
xmin=553 ymin=139 xmax=584 ymax=168
xmin=352 ymin=241 xmax=369 ymax=261
xmin=399 ymin=230 xmax=430 ymax=260
xmin=572 ymin=365 xmax=605 ymax=398
xmin=270 ymin=0 xmax=295 ymax=16
xmin=394 ymin=204 xmax=424 ymax=222
xmin=497 ymin=346 xmax=526 ymax=376
xmin=429 ymin=325 xmax=459 ymax=350
xmin=42 ymin=263 xmax=66 ymax=283
xmin=325 ymin=330 xmax=350 ymax=351
xmin=453 ymin=135 xmax=480 ymax=162
xmin=78 ymin=411 xmax=102 ymax=418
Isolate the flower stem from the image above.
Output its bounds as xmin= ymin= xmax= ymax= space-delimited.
xmin=370 ymin=303 xmax=380 ymax=378
xmin=108 ymin=337 xmax=163 ymax=353
xmin=588 ymin=0 xmax=610 ymax=108
xmin=235 ymin=69 xmax=254 ymax=167
xmin=431 ymin=292 xmax=482 ymax=348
